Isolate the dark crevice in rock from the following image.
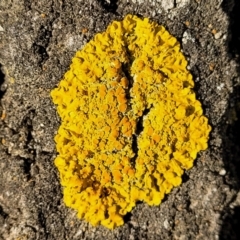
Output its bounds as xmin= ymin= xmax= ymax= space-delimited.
xmin=98 ymin=0 xmax=118 ymax=13
xmin=21 ymin=110 xmax=37 ymax=179
xmin=22 ymin=110 xmax=35 ymax=148
xmin=22 ymin=158 xmax=32 ymax=180
xmin=0 ymin=64 xmax=6 ymax=99
xmin=25 ymin=224 xmax=37 ymax=233
xmin=181 ymin=172 xmax=190 ymax=184
xmin=131 ymin=135 xmax=138 ymax=167
xmin=173 ymin=0 xmax=177 ymax=8
xmin=131 ymin=108 xmax=151 ymax=167
xmin=135 ymin=108 xmax=150 ymax=135
xmin=23 ymin=0 xmax=32 ymax=11
xmin=121 ymin=57 xmax=153 ymax=167
xmin=32 ymin=26 xmax=52 ymax=66
xmin=38 ymin=211 xmax=48 ymax=239
xmin=32 ymin=44 xmax=49 ymax=66
xmin=32 ymin=8 xmax=60 ymax=67
xmin=123 ymin=211 xmax=132 ymax=223
xmin=0 ymin=205 xmax=8 ymax=219
xmin=121 ymin=62 xmax=133 ymax=101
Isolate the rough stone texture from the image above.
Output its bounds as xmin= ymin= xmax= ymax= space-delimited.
xmin=0 ymin=0 xmax=239 ymax=239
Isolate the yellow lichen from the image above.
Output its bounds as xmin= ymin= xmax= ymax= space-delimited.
xmin=51 ymin=14 xmax=211 ymax=229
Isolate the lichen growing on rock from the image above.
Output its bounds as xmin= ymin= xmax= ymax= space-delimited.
xmin=51 ymin=14 xmax=211 ymax=229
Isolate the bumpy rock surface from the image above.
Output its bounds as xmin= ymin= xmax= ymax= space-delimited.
xmin=0 ymin=0 xmax=240 ymax=239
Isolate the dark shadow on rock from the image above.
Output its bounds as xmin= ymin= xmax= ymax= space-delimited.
xmin=222 ymin=0 xmax=240 ymax=62
xmin=220 ymin=85 xmax=240 ymax=240
xmin=220 ymin=206 xmax=240 ymax=240
xmin=220 ymin=1 xmax=240 ymax=239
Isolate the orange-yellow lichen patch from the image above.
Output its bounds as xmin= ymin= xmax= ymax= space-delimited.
xmin=51 ymin=14 xmax=211 ymax=229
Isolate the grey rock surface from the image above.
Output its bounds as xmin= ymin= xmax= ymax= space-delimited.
xmin=0 ymin=0 xmax=240 ymax=239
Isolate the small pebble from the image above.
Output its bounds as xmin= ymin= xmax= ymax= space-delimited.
xmin=214 ymin=31 xmax=222 ymax=40
xmin=212 ymin=29 xmax=217 ymax=35
xmin=219 ymin=169 xmax=226 ymax=176
xmin=164 ymin=219 xmax=169 ymax=229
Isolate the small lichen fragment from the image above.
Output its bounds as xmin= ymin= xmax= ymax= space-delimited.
xmin=51 ymin=14 xmax=211 ymax=229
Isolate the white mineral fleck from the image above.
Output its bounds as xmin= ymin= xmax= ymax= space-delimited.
xmin=217 ymin=83 xmax=225 ymax=91
xmin=182 ymin=30 xmax=195 ymax=45
xmin=219 ymin=169 xmax=226 ymax=176
xmin=214 ymin=31 xmax=222 ymax=40
xmin=161 ymin=0 xmax=174 ymax=11
xmin=74 ymin=229 xmax=82 ymax=238
xmin=164 ymin=219 xmax=169 ymax=229
xmin=176 ymin=0 xmax=190 ymax=8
